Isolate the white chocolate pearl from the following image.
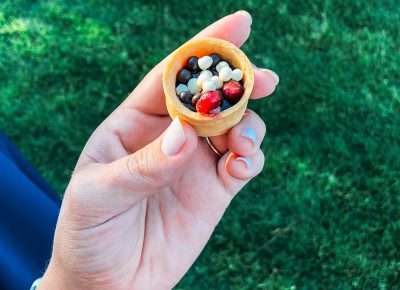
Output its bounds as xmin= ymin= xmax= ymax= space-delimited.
xmin=216 ymin=61 xmax=229 ymax=72
xmin=211 ymin=76 xmax=223 ymax=89
xmin=197 ymin=70 xmax=212 ymax=86
xmin=176 ymin=84 xmax=188 ymax=95
xmin=202 ymin=80 xmax=217 ymax=92
xmin=200 ymin=69 xmax=213 ymax=78
xmin=187 ymin=78 xmax=200 ymax=94
xmin=198 ymin=56 xmax=213 ymax=70
xmin=231 ymin=69 xmax=243 ymax=81
xmin=209 ymin=107 xmax=221 ymax=114
xmin=219 ymin=66 xmax=232 ymax=82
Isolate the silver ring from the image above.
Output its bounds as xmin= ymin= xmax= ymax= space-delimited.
xmin=204 ymin=137 xmax=223 ymax=157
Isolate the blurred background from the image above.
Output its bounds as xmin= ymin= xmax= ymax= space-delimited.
xmin=1 ymin=0 xmax=399 ymax=289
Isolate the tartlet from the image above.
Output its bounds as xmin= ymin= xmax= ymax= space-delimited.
xmin=163 ymin=37 xmax=254 ymax=137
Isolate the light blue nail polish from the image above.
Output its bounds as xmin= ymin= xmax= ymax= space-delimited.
xmin=241 ymin=127 xmax=257 ymax=145
xmin=236 ymin=157 xmax=252 ymax=169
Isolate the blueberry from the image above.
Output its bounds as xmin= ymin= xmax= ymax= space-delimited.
xmin=220 ymin=99 xmax=231 ymax=111
xmin=192 ymin=72 xmax=200 ymax=78
xmin=183 ymin=102 xmax=197 ymax=112
xmin=210 ymin=68 xmax=219 ymax=76
xmin=227 ymin=97 xmax=240 ymax=105
xmin=186 ymin=56 xmax=199 ymax=72
xmin=210 ymin=53 xmax=221 ymax=67
xmin=177 ymin=69 xmax=192 ymax=83
xmin=179 ymin=91 xmax=192 ymax=104
xmin=216 ymin=89 xmax=225 ymax=98
xmin=191 ymin=93 xmax=201 ymax=105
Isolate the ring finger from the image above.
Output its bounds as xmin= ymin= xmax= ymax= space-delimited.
xmin=209 ymin=109 xmax=266 ymax=156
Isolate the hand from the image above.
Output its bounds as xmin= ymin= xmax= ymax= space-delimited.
xmin=39 ymin=11 xmax=278 ymax=290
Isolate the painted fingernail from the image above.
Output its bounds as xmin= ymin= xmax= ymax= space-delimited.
xmin=260 ymin=69 xmax=279 ymax=85
xmin=235 ymin=10 xmax=252 ymax=25
xmin=241 ymin=127 xmax=257 ymax=145
xmin=236 ymin=156 xmax=252 ymax=170
xmin=161 ymin=117 xmax=186 ymax=156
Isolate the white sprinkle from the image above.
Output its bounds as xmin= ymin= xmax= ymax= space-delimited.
xmin=216 ymin=61 xmax=229 ymax=72
xmin=197 ymin=70 xmax=212 ymax=86
xmin=202 ymin=80 xmax=217 ymax=92
xmin=209 ymin=107 xmax=221 ymax=114
xmin=219 ymin=66 xmax=232 ymax=82
xmin=231 ymin=69 xmax=243 ymax=81
xmin=198 ymin=56 xmax=213 ymax=70
xmin=211 ymin=76 xmax=223 ymax=89
xmin=176 ymin=84 xmax=188 ymax=95
xmin=187 ymin=78 xmax=200 ymax=94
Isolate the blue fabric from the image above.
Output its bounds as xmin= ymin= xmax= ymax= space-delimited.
xmin=0 ymin=132 xmax=60 ymax=290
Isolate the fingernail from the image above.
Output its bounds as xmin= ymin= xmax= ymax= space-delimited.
xmin=236 ymin=156 xmax=252 ymax=170
xmin=161 ymin=117 xmax=186 ymax=156
xmin=260 ymin=69 xmax=279 ymax=85
xmin=241 ymin=127 xmax=257 ymax=145
xmin=235 ymin=10 xmax=252 ymax=25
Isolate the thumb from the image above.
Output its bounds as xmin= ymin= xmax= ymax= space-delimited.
xmin=66 ymin=117 xmax=198 ymax=220
xmin=109 ymin=117 xmax=198 ymax=203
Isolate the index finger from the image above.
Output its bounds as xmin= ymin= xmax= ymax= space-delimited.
xmin=122 ymin=11 xmax=253 ymax=115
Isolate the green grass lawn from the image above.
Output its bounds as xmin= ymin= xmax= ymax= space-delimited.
xmin=1 ymin=0 xmax=399 ymax=288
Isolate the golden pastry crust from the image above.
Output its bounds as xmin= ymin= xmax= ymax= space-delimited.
xmin=163 ymin=38 xmax=254 ymax=137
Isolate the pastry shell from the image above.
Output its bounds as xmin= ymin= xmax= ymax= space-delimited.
xmin=163 ymin=37 xmax=254 ymax=137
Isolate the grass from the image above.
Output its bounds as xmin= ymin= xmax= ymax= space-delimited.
xmin=1 ymin=0 xmax=400 ymax=288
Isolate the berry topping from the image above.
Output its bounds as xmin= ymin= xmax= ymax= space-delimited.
xmin=183 ymin=102 xmax=197 ymax=112
xmin=192 ymin=72 xmax=200 ymax=78
xmin=186 ymin=56 xmax=199 ymax=72
xmin=210 ymin=67 xmax=219 ymax=76
xmin=191 ymin=93 xmax=201 ymax=105
xmin=222 ymin=80 xmax=244 ymax=101
xmin=215 ymin=89 xmax=223 ymax=98
xmin=177 ymin=69 xmax=192 ymax=83
xmin=196 ymin=70 xmax=212 ymax=87
xmin=198 ymin=56 xmax=213 ymax=70
xmin=202 ymin=80 xmax=217 ymax=92
xmin=176 ymin=53 xmax=245 ymax=114
xmin=210 ymin=53 xmax=221 ymax=67
xmin=179 ymin=91 xmax=192 ymax=104
xmin=187 ymin=78 xmax=200 ymax=94
xmin=231 ymin=69 xmax=243 ymax=81
xmin=219 ymin=66 xmax=233 ymax=82
xmin=176 ymin=84 xmax=188 ymax=95
xmin=210 ymin=76 xmax=223 ymax=89
xmin=196 ymin=91 xmax=222 ymax=114
xmin=216 ymin=61 xmax=229 ymax=72
xmin=209 ymin=107 xmax=221 ymax=114
xmin=220 ymin=99 xmax=231 ymax=111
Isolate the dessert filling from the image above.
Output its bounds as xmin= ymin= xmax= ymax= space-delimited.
xmin=175 ymin=54 xmax=244 ymax=114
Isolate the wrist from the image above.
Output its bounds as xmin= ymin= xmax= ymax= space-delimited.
xmin=36 ymin=259 xmax=73 ymax=290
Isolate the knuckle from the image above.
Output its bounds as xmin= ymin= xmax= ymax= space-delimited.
xmin=64 ymin=173 xmax=88 ymax=214
xmin=245 ymin=110 xmax=267 ymax=137
xmin=127 ymin=151 xmax=154 ymax=185
xmin=66 ymin=173 xmax=85 ymax=200
xmin=231 ymin=124 xmax=243 ymax=138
